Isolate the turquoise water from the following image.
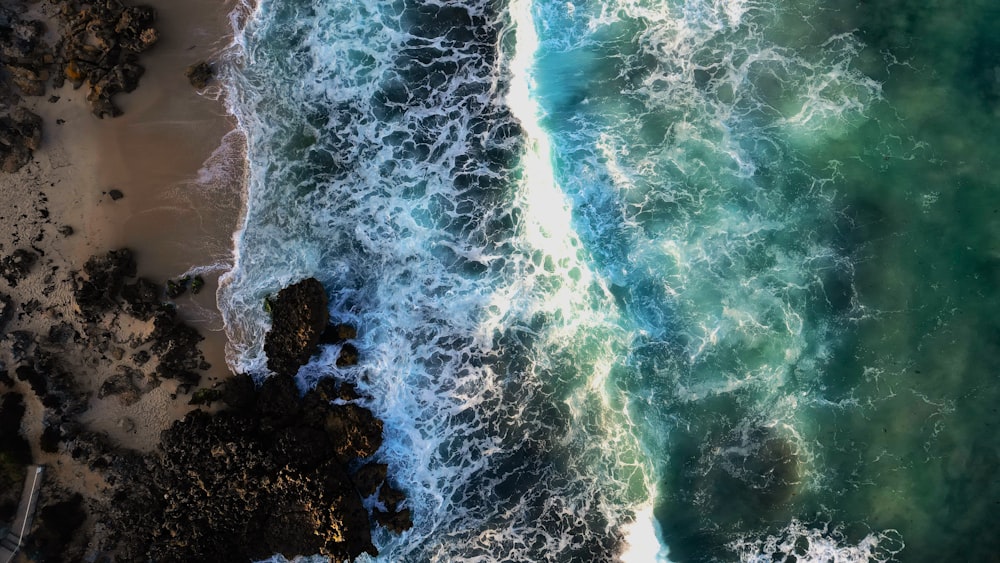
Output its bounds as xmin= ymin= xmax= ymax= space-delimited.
xmin=220 ymin=0 xmax=1000 ymax=560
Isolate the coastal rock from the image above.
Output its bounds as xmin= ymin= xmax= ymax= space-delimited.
xmin=324 ymin=403 xmax=383 ymax=461
xmin=54 ymin=0 xmax=159 ymax=117
xmin=120 ymin=277 xmax=160 ymax=320
xmin=0 ymin=107 xmax=43 ymax=172
xmin=0 ymin=392 xmax=32 ymax=522
xmin=373 ymin=507 xmax=414 ymax=534
xmin=352 ymin=462 xmax=388 ymax=497
xmin=148 ymin=306 xmax=206 ymax=384
xmin=264 ymin=277 xmax=330 ymax=376
xmin=185 ymin=60 xmax=213 ymax=89
xmin=104 ymin=385 xmax=388 ymax=561
xmin=74 ymin=248 xmax=137 ymax=319
xmin=1 ymin=248 xmax=38 ymax=287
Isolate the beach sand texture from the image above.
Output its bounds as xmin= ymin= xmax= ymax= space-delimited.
xmin=1 ymin=0 xmax=240 ymax=475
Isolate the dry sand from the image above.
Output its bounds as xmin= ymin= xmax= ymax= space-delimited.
xmin=0 ymin=0 xmax=245 ymax=497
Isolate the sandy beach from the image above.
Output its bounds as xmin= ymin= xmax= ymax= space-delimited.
xmin=1 ymin=0 xmax=242 ymax=500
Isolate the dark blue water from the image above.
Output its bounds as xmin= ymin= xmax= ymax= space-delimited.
xmin=219 ymin=0 xmax=1000 ymax=561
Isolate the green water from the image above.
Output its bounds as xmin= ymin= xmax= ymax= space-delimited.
xmin=800 ymin=0 xmax=1000 ymax=559
xmin=532 ymin=0 xmax=1000 ymax=560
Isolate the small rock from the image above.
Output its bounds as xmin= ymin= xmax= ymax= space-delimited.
xmin=190 ymin=275 xmax=205 ymax=294
xmin=58 ymin=225 xmax=73 ymax=236
xmin=165 ymin=277 xmax=187 ymax=299
xmin=185 ymin=61 xmax=213 ymax=89
xmin=108 ymin=189 xmax=124 ymax=201
xmin=336 ymin=343 xmax=359 ymax=367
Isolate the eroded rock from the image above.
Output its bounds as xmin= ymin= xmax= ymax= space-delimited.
xmin=264 ymin=277 xmax=329 ymax=377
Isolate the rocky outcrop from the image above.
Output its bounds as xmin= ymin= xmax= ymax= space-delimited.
xmin=264 ymin=277 xmax=330 ymax=376
xmin=73 ymin=248 xmax=136 ymax=320
xmin=0 ymin=107 xmax=43 ymax=173
xmin=101 ymin=373 xmax=408 ymax=561
xmin=95 ymin=279 xmax=411 ymax=560
xmin=0 ymin=247 xmax=38 ymax=287
xmin=0 ymin=6 xmax=53 ymax=100
xmin=57 ymin=0 xmax=159 ymax=118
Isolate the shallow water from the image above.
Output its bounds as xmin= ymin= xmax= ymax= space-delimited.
xmin=221 ymin=0 xmax=1000 ymax=560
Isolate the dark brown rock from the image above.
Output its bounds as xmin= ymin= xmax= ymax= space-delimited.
xmin=373 ymin=507 xmax=413 ymax=533
xmin=73 ymin=248 xmax=136 ymax=319
xmin=185 ymin=61 xmax=213 ymax=89
xmin=1 ymin=248 xmax=38 ymax=287
xmin=264 ymin=277 xmax=330 ymax=376
xmin=352 ymin=462 xmax=387 ymax=498
xmin=120 ymin=277 xmax=160 ymax=320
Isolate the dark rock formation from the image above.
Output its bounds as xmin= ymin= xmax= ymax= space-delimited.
xmin=25 ymin=493 xmax=87 ymax=560
xmin=320 ymin=322 xmax=358 ymax=345
xmin=0 ymin=107 xmax=43 ymax=173
xmin=1 ymin=248 xmax=38 ymax=287
xmin=148 ymin=306 xmax=206 ymax=385
xmin=57 ymin=0 xmax=159 ymax=118
xmin=102 ymin=373 xmax=403 ymax=561
xmin=185 ymin=60 xmax=213 ymax=89
xmin=98 ymin=366 xmax=158 ymax=406
xmin=190 ymin=274 xmax=204 ymax=294
xmin=0 ymin=291 xmax=12 ymax=332
xmin=73 ymin=248 xmax=136 ymax=320
xmin=0 ymin=8 xmax=52 ymax=99
xmin=352 ymin=462 xmax=388 ymax=497
xmin=0 ymin=392 xmax=31 ymax=522
xmin=264 ymin=277 xmax=330 ymax=376
xmin=72 ymin=249 xmax=210 ymax=387
xmin=0 ymin=0 xmax=163 ymax=173
xmin=165 ymin=275 xmax=188 ymax=298
xmin=120 ymin=277 xmax=160 ymax=320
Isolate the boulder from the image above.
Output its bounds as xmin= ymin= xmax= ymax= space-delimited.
xmin=185 ymin=61 xmax=213 ymax=89
xmin=264 ymin=277 xmax=330 ymax=376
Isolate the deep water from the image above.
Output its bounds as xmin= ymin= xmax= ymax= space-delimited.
xmin=220 ymin=0 xmax=1000 ymax=561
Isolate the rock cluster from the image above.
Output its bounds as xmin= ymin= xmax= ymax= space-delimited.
xmin=185 ymin=60 xmax=212 ymax=89
xmin=56 ymin=0 xmax=158 ymax=118
xmin=3 ymin=254 xmax=411 ymax=561
xmin=72 ymin=248 xmax=210 ymax=388
xmin=100 ymin=277 xmax=412 ymax=560
xmin=0 ymin=0 xmax=161 ymax=172
xmin=0 ymin=247 xmax=212 ymax=462
xmin=0 ymin=106 xmax=42 ymax=172
xmin=104 ymin=374 xmax=398 ymax=561
xmin=0 ymin=4 xmax=54 ymax=100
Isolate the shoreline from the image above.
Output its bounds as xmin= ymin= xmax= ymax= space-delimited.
xmin=1 ymin=2 xmax=411 ymax=560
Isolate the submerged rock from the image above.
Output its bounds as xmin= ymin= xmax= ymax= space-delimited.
xmin=1 ymin=248 xmax=38 ymax=287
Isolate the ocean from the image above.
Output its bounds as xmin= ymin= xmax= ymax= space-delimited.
xmin=216 ymin=0 xmax=1000 ymax=561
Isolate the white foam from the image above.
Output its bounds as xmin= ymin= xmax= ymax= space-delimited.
xmin=619 ymin=504 xmax=673 ymax=563
xmin=730 ymin=519 xmax=904 ymax=563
